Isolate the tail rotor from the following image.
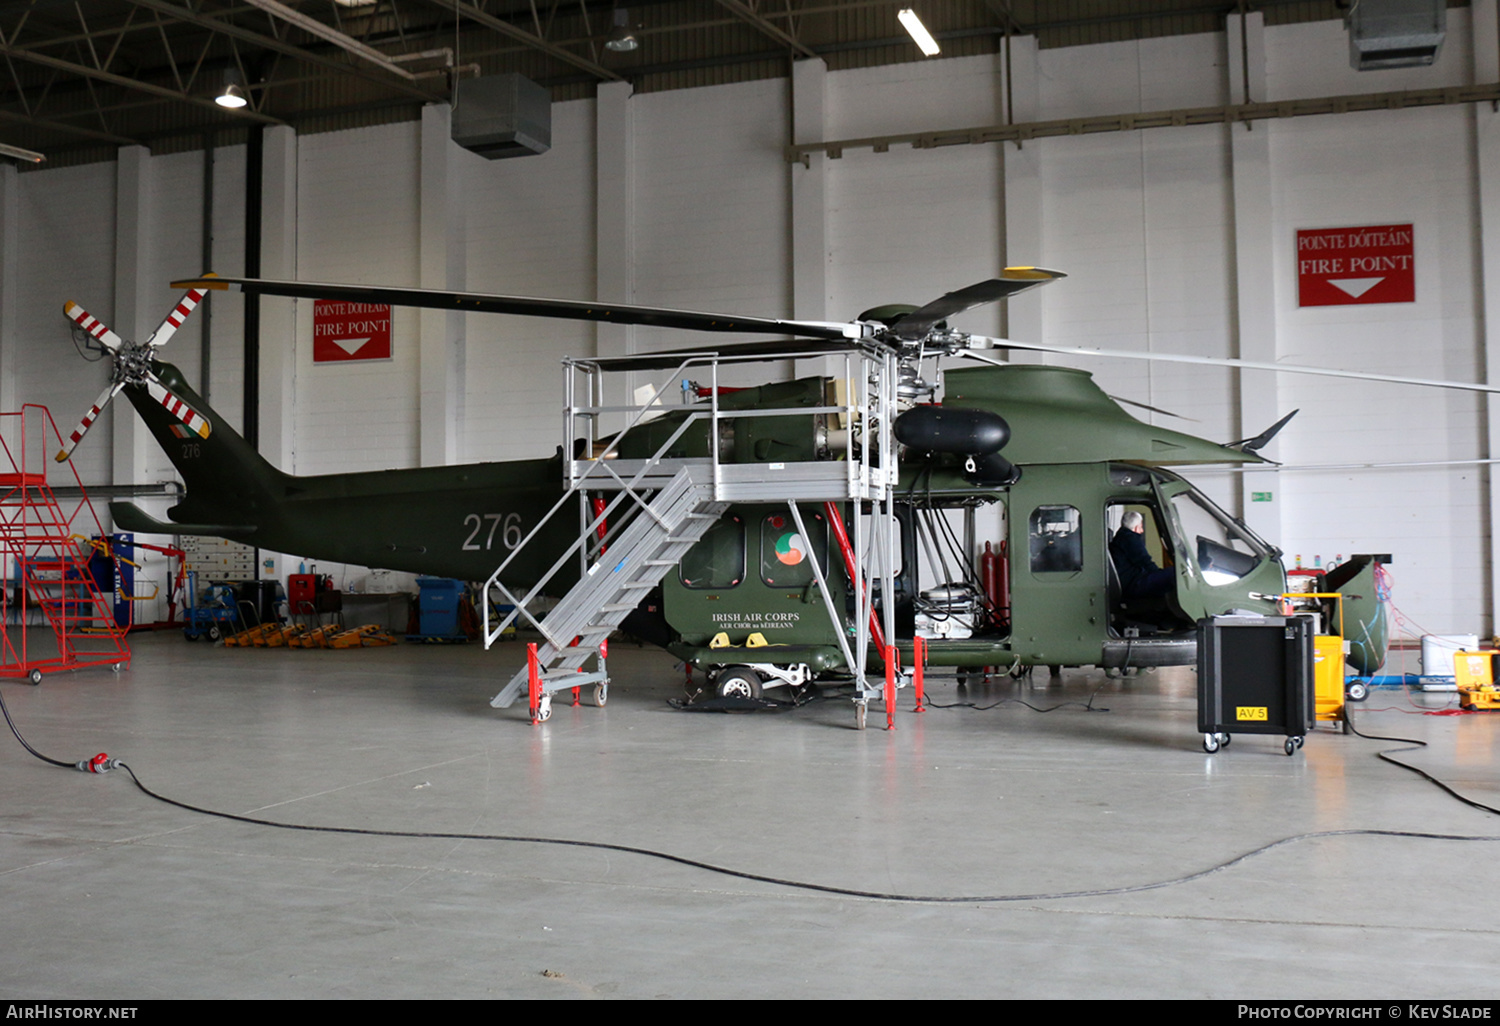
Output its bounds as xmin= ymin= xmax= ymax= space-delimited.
xmin=57 ymin=285 xmax=213 ymax=462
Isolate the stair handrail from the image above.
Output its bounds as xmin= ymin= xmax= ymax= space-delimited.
xmin=481 ymin=416 xmax=710 ymax=648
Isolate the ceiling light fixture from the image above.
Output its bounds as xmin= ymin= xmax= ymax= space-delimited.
xmin=898 ymin=8 xmax=941 ymax=57
xmin=605 ymin=7 xmax=639 ymax=53
xmin=215 ymin=82 xmax=248 ymax=109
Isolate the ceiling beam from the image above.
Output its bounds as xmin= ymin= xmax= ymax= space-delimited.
xmin=787 ymin=83 xmax=1500 ymax=161
xmin=0 ymin=41 xmax=286 ymax=124
xmin=237 ymin=0 xmax=421 ymax=80
xmin=416 ymin=0 xmax=622 ymax=82
xmin=713 ymin=0 xmax=817 ymax=59
xmin=126 ymin=0 xmax=444 ymax=103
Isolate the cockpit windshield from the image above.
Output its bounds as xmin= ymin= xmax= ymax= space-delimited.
xmin=1156 ymin=475 xmax=1275 ymax=586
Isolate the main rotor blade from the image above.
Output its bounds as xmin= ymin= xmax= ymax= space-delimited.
xmin=55 ymin=381 xmax=124 ymax=462
xmin=960 ymin=343 xmax=1500 ymax=395
xmin=1108 ymin=394 xmax=1199 ymax=422
xmin=894 ymin=267 xmax=1067 ymax=341
xmin=63 ymin=300 xmax=123 ymax=352
xmin=583 ymin=337 xmax=872 ymax=372
xmin=171 ymin=276 xmax=862 ymax=342
xmin=144 ymin=285 xmax=209 ymax=349
xmin=143 ymin=375 xmax=211 ymax=439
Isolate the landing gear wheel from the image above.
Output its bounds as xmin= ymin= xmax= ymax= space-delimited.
xmin=1203 ymin=733 xmax=1220 ymax=753
xmin=1346 ymin=681 xmax=1369 ymax=702
xmin=534 ymin=694 xmax=552 ymax=723
xmin=594 ymin=683 xmax=608 ymax=707
xmin=716 ymin=668 xmax=762 ymax=700
xmin=855 ymin=700 xmax=868 ymax=731
xmin=27 ymin=668 xmax=42 ymax=685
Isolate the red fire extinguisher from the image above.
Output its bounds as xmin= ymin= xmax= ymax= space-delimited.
xmin=980 ymin=540 xmax=1010 ymax=628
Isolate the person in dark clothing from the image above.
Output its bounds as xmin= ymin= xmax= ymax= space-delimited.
xmin=1110 ymin=510 xmax=1175 ymax=602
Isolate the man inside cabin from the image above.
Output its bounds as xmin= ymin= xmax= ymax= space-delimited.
xmin=1109 ymin=510 xmax=1175 ymax=603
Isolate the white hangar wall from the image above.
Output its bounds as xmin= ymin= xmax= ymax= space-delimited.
xmin=0 ymin=5 xmax=1496 ymax=642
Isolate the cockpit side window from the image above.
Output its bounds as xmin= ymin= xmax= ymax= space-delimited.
xmin=1106 ymin=503 xmax=1168 ymax=566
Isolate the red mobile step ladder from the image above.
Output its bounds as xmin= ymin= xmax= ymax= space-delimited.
xmin=0 ymin=405 xmax=129 ymax=683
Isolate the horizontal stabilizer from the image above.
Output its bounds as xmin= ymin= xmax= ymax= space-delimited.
xmin=1230 ymin=409 xmax=1299 ymax=453
xmin=109 ymin=501 xmax=256 ymax=539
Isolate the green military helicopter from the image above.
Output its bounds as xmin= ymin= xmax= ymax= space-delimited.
xmin=59 ymin=268 xmax=1472 ymax=722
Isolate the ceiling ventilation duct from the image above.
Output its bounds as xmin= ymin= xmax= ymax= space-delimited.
xmin=451 ymin=74 xmax=551 ymax=159
xmin=1347 ymin=0 xmax=1446 ymax=70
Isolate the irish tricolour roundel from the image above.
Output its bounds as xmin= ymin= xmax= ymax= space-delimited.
xmin=774 ymin=532 xmax=807 ymax=566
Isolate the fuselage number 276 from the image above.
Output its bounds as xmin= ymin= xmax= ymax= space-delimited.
xmin=462 ymin=512 xmax=523 ymax=551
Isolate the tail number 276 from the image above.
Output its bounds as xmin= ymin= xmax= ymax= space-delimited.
xmin=462 ymin=512 xmax=523 ymax=551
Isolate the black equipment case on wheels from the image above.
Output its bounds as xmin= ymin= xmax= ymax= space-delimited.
xmin=1196 ymin=614 xmax=1315 ymax=755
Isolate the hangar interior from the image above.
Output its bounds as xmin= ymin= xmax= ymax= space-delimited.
xmin=2 ymin=0 xmax=1500 ymax=999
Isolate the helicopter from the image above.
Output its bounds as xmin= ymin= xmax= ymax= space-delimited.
xmin=57 ymin=267 xmax=1483 ymax=721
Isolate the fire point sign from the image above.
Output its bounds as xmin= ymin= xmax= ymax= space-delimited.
xmin=1296 ymin=224 xmax=1414 ymax=307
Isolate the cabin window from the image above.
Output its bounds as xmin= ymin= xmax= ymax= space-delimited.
xmin=759 ymin=511 xmax=829 ymax=587
xmin=1029 ymin=505 xmax=1082 ymax=573
xmin=679 ymin=513 xmax=745 ymax=589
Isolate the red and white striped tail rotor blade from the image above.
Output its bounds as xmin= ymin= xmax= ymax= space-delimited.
xmin=144 ymin=375 xmax=212 ymax=439
xmin=55 ymin=381 xmax=124 ymax=463
xmin=63 ymin=301 xmax=123 ymax=352
xmin=144 ymin=286 xmax=208 ymax=349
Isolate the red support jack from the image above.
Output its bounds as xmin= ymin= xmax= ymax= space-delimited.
xmin=883 ymin=644 xmax=897 ymax=730
xmin=913 ymin=636 xmax=926 ymax=712
xmin=527 ymin=642 xmax=542 ymax=725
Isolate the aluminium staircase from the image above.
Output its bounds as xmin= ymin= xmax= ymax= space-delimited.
xmin=484 ymin=343 xmax=901 ymax=726
xmin=489 ymin=464 xmax=727 ymax=716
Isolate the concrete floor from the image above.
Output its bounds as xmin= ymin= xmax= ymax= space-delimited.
xmin=1 ymin=630 xmax=1498 ymax=1000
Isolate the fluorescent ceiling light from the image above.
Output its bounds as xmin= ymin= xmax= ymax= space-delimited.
xmin=898 ymin=8 xmax=940 ymax=57
xmin=0 ymin=143 xmax=44 ymax=163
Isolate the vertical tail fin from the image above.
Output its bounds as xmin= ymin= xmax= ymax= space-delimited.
xmin=119 ymin=360 xmax=286 ymax=534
